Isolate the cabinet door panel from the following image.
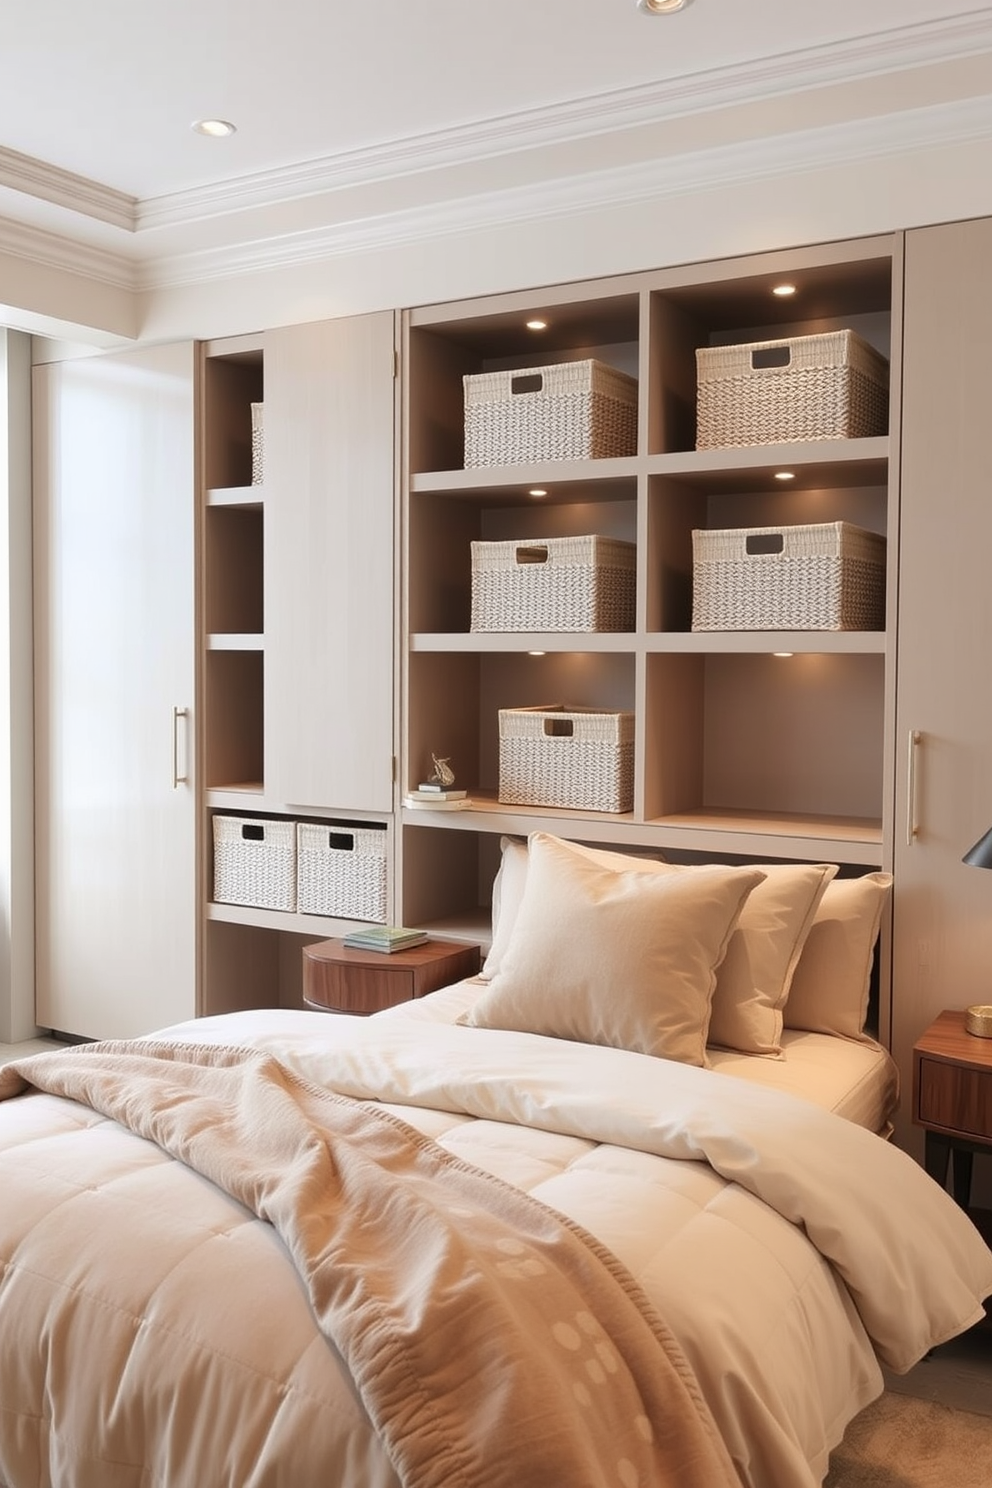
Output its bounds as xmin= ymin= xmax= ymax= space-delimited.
xmin=33 ymin=343 xmax=196 ymax=1039
xmin=264 ymin=314 xmax=395 ymax=812
xmin=892 ymin=218 xmax=992 ymax=1146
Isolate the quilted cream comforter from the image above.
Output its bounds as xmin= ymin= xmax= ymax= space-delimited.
xmin=1 ymin=1007 xmax=990 ymax=1488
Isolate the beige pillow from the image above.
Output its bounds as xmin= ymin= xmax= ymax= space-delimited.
xmin=483 ymin=835 xmax=835 ymax=1057
xmin=482 ymin=836 xmax=670 ymax=981
xmin=463 ymin=832 xmax=764 ymax=1066
xmin=481 ymin=836 xmax=530 ymax=980
xmin=783 ymin=872 xmax=893 ymax=1041
xmin=705 ymin=862 xmax=838 ymax=1057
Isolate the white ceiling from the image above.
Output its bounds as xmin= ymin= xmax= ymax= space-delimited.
xmin=3 ymin=1 xmax=992 ymax=292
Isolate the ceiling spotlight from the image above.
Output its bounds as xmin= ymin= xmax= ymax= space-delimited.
xmin=192 ymin=119 xmax=237 ymax=138
xmin=637 ymin=0 xmax=693 ymax=13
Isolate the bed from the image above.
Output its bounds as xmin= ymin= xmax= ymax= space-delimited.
xmin=1 ymin=833 xmax=990 ymax=1488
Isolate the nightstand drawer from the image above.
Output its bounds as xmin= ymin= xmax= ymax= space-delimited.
xmin=917 ymin=1056 xmax=992 ymax=1141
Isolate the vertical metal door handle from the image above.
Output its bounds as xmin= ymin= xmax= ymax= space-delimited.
xmin=173 ymin=706 xmax=190 ymax=788
xmin=906 ymin=728 xmax=921 ymax=846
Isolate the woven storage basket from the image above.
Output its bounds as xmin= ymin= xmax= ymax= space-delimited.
xmin=498 ymin=705 xmax=635 ymax=813
xmin=464 ymin=359 xmax=637 ymax=467
xmin=296 ymin=822 xmax=388 ymax=922
xmin=250 ymin=402 xmax=264 ymax=485
xmin=213 ymin=815 xmax=296 ymax=912
xmin=695 ymin=330 xmax=889 ymax=449
xmin=471 ymin=534 xmax=635 ymax=632
xmin=691 ymin=522 xmax=886 ymax=631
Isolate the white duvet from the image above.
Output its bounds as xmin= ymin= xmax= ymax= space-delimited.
xmin=1 ymin=1005 xmax=990 ymax=1488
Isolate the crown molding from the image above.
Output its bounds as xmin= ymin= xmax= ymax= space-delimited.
xmin=137 ymin=92 xmax=992 ymax=291
xmin=0 ymin=215 xmax=136 ymax=288
xmin=0 ymin=10 xmax=989 ymax=243
xmin=0 ymin=146 xmax=137 ymax=231
xmin=135 ymin=8 xmax=992 ymax=234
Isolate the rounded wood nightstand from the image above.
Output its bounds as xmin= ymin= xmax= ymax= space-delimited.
xmin=302 ymin=936 xmax=481 ymax=1015
xmin=913 ymin=1008 xmax=992 ymax=1212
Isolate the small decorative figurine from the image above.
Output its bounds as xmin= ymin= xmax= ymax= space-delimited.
xmin=427 ymin=754 xmax=456 ymax=788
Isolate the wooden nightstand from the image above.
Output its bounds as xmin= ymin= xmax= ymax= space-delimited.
xmin=913 ymin=1008 xmax=992 ymax=1209
xmin=302 ymin=936 xmax=481 ymax=1015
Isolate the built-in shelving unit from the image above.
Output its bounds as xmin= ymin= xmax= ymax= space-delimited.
xmin=398 ymin=236 xmax=900 ymax=940
xmin=198 ymin=328 xmax=398 ymax=1016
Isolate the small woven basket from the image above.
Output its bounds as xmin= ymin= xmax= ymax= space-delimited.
xmin=296 ymin=823 xmax=388 ymax=922
xmin=464 ymin=359 xmax=637 ymax=467
xmin=696 ymin=330 xmax=889 ymax=449
xmin=691 ymin=521 xmax=886 ymax=632
xmin=498 ymin=706 xmax=635 ymax=813
xmin=250 ymin=402 xmax=264 ymax=485
xmin=471 ymin=534 xmax=635 ymax=632
xmin=213 ymin=815 xmax=296 ymax=912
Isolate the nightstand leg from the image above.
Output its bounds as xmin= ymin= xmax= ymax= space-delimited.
xmin=923 ymin=1132 xmax=951 ymax=1190
xmin=951 ymin=1147 xmax=974 ymax=1208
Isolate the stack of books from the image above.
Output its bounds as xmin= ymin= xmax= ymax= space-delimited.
xmin=403 ymin=784 xmax=470 ymax=811
xmin=342 ymin=925 xmax=429 ymax=954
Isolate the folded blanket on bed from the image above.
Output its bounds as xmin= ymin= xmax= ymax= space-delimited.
xmin=136 ymin=1011 xmax=992 ymax=1374
xmin=0 ymin=1041 xmax=739 ymax=1488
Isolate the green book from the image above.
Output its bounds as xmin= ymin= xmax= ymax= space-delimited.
xmin=342 ymin=926 xmax=428 ymax=954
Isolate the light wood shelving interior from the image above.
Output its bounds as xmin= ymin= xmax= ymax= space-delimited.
xmin=399 ymin=236 xmax=898 ymax=940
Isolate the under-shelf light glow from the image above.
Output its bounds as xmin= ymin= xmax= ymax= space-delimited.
xmin=528 ymin=487 xmax=548 ymax=498
xmin=772 ymin=283 xmax=797 ymax=297
xmin=528 ymin=650 xmax=546 ymax=657
xmin=773 ymin=651 xmax=795 ymax=658
xmin=774 ymin=471 xmax=796 ymax=481
xmin=526 ymin=319 xmax=548 ymax=331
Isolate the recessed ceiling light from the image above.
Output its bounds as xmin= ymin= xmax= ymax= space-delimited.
xmin=636 ymin=0 xmax=693 ymax=13
xmin=192 ymin=119 xmax=237 ymax=138
xmin=772 ymin=283 xmax=797 ymax=297
xmin=526 ymin=319 xmax=548 ymax=331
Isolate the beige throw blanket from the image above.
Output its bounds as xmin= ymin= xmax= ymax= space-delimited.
xmin=1 ymin=1040 xmax=739 ymax=1488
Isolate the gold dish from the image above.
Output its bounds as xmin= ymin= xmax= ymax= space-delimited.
xmin=964 ymin=1004 xmax=992 ymax=1038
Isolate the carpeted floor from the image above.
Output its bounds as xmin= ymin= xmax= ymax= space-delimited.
xmin=824 ymin=1390 xmax=992 ymax=1486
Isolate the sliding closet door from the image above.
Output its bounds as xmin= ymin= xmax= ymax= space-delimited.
xmin=34 ymin=341 xmax=197 ymax=1040
xmin=891 ymin=218 xmax=992 ymax=1150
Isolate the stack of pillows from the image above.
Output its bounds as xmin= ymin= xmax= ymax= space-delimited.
xmin=459 ymin=832 xmax=892 ymax=1065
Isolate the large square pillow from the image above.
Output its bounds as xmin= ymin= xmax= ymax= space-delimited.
xmin=481 ymin=835 xmax=835 ymax=1057
xmin=783 ymin=872 xmax=893 ymax=1041
xmin=462 ymin=832 xmax=765 ymax=1065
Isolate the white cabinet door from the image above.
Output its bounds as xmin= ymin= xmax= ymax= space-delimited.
xmin=264 ymin=313 xmax=395 ymax=813
xmin=891 ymin=218 xmax=992 ymax=1148
xmin=33 ymin=342 xmax=196 ymax=1040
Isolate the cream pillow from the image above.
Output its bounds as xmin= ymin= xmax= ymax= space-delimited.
xmin=783 ymin=872 xmax=893 ymax=1041
xmin=481 ymin=836 xmax=530 ymax=980
xmin=463 ymin=832 xmax=764 ymax=1066
xmin=482 ymin=836 xmax=670 ymax=982
xmin=705 ymin=861 xmax=838 ymax=1057
xmin=482 ymin=835 xmax=835 ymax=1057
